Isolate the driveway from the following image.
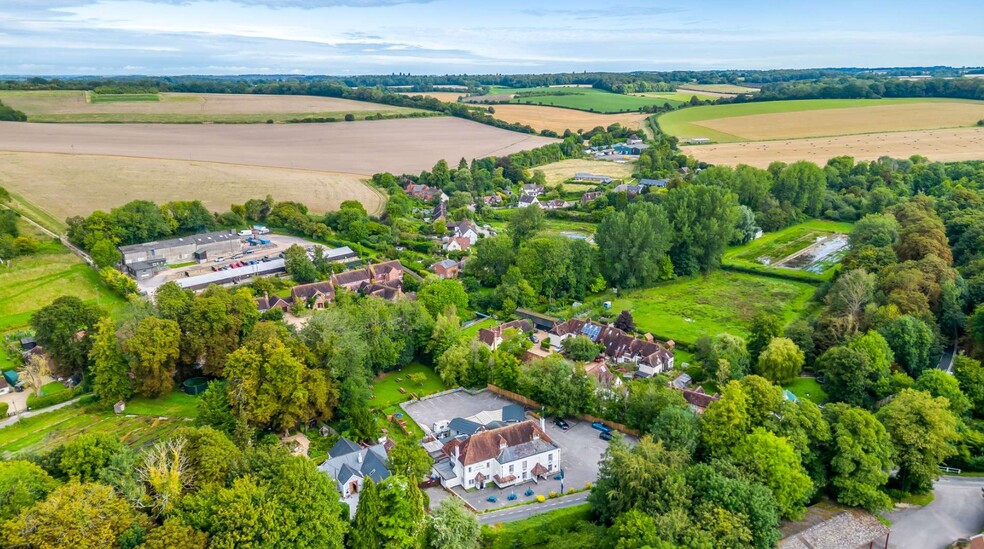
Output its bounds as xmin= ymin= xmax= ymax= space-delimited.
xmin=478 ymin=491 xmax=589 ymax=525
xmin=402 ymin=390 xmax=515 ymax=436
xmin=885 ymin=475 xmax=984 ymax=549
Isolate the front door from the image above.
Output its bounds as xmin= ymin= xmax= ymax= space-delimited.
xmin=349 ymin=481 xmax=359 ymax=495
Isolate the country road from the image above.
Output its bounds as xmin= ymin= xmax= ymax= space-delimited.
xmin=885 ymin=475 xmax=984 ymax=549
xmin=477 ymin=491 xmax=589 ymax=525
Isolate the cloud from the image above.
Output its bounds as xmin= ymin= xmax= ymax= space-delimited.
xmin=521 ymin=6 xmax=685 ymax=19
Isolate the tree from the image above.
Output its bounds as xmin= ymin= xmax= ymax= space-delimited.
xmin=284 ymin=244 xmax=318 ymax=283
xmin=407 ymin=372 xmax=426 ymax=386
xmin=696 ymin=333 xmax=751 ymax=383
xmin=19 ymin=353 xmax=46 ymax=398
xmin=89 ymin=317 xmax=132 ymax=405
xmin=195 ymin=380 xmax=236 ymax=434
xmin=428 ymin=306 xmax=464 ymax=357
xmin=953 ymin=355 xmax=984 ymax=419
xmin=377 ymin=476 xmax=426 ymax=548
xmin=418 ymin=278 xmax=469 ymax=317
xmin=614 ymin=310 xmax=635 ymax=332
xmin=427 ymin=497 xmax=480 ymax=549
xmin=608 ymin=509 xmax=674 ymax=549
xmin=664 ymin=184 xmax=741 ymax=274
xmin=562 ymin=334 xmax=602 ymax=361
xmin=701 ymin=381 xmax=752 ymax=457
xmin=491 ymin=347 xmax=523 ymax=391
xmin=817 ymin=346 xmax=879 ymax=408
xmin=731 ymin=428 xmax=813 ymax=520
xmin=90 ymin=238 xmax=122 ymax=268
xmin=773 ymin=161 xmax=826 ymax=217
xmin=388 ymin=438 xmax=432 ymax=480
xmin=137 ymin=518 xmax=207 ymax=549
xmin=171 ymin=425 xmax=242 ymax=487
xmin=825 ymin=269 xmax=876 ymax=335
xmin=0 ymin=460 xmax=59 ymax=522
xmin=822 ymin=404 xmax=894 ymax=510
xmin=915 ymin=369 xmax=972 ymax=417
xmin=123 ymin=316 xmax=181 ymax=398
xmin=624 ymin=379 xmax=687 ymax=432
xmin=755 ymin=337 xmax=804 ymax=384
xmin=651 ymin=406 xmax=700 ymax=455
xmin=58 ymin=432 xmax=127 ymax=481
xmin=508 ymin=203 xmax=544 ymax=246
xmin=4 ymin=482 xmax=149 ymax=549
xmin=747 ymin=311 xmax=782 ymax=363
xmin=878 ymin=315 xmax=937 ymax=377
xmin=685 ymin=463 xmax=782 ymax=549
xmin=30 ymin=296 xmax=103 ymax=376
xmin=876 ymin=389 xmax=959 ymax=493
xmin=463 ymin=235 xmax=514 ymax=285
xmin=139 ymin=437 xmax=191 ymax=516
xmin=519 ymin=355 xmax=595 ymax=417
xmin=850 ymin=213 xmax=900 ymax=248
xmin=350 ymin=477 xmax=382 ymax=549
xmin=595 ymin=202 xmax=673 ymax=288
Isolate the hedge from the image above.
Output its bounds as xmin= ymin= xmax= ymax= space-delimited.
xmin=720 ymin=261 xmax=831 ymax=284
xmin=0 ymin=402 xmax=8 ymax=417
xmin=27 ymin=386 xmax=84 ymax=410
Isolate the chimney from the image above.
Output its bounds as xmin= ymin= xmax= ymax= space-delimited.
xmin=539 ymin=417 xmax=545 ymax=432
xmin=498 ymin=435 xmax=507 ymax=451
xmin=643 ymin=333 xmax=654 ymax=342
xmin=454 ymin=444 xmax=460 ymax=463
xmin=358 ymin=451 xmax=364 ymax=464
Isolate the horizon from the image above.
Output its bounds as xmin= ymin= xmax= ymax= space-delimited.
xmin=3 ymin=0 xmax=983 ymax=76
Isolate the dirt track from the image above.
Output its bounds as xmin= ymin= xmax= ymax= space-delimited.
xmin=682 ymin=127 xmax=984 ymax=167
xmin=0 ymin=117 xmax=557 ymax=176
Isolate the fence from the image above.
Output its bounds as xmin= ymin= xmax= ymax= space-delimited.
xmin=486 ymin=384 xmax=641 ymax=438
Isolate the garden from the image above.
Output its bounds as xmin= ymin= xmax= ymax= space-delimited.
xmin=723 ymin=219 xmax=854 ymax=282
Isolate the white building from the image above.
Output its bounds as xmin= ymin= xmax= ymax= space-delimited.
xmin=318 ymin=437 xmax=393 ymax=499
xmin=433 ymin=420 xmax=560 ymax=490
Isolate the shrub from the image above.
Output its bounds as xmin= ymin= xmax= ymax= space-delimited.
xmin=568 ymin=488 xmax=575 ymax=494
xmin=585 ymin=482 xmax=592 ymax=489
xmin=27 ymin=386 xmax=83 ymax=410
xmin=0 ymin=402 xmax=8 ymax=417
xmin=344 ymin=113 xmax=356 ymax=122
xmin=536 ymin=495 xmax=545 ymax=502
xmin=548 ymin=491 xmax=558 ymax=499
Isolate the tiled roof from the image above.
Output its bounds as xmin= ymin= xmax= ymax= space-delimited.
xmin=328 ymin=437 xmax=362 ymax=458
xmin=477 ymin=319 xmax=533 ymax=347
xmin=680 ymin=388 xmax=718 ymax=411
xmin=290 ymin=281 xmax=335 ymax=301
xmin=442 ymin=420 xmax=556 ymax=466
xmin=552 ymin=319 xmax=672 ymax=369
xmin=331 ymin=268 xmax=372 ymax=286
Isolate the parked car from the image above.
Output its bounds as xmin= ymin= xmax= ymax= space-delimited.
xmin=591 ymin=422 xmax=612 ymax=433
xmin=599 ymin=431 xmax=613 ymax=441
xmin=553 ymin=418 xmax=570 ymax=430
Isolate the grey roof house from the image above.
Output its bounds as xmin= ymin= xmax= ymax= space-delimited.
xmin=318 ymin=437 xmax=394 ymax=501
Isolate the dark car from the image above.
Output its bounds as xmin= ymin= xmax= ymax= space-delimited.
xmin=599 ymin=431 xmax=613 ymax=441
xmin=553 ymin=418 xmax=570 ymax=430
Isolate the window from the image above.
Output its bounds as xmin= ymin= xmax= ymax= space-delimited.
xmin=548 ymin=453 xmax=553 ymax=463
xmin=522 ymin=461 xmax=528 ymax=470
xmin=508 ymin=464 xmax=514 ymax=474
xmin=468 ymin=467 xmax=472 ymax=473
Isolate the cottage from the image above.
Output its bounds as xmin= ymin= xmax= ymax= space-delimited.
xmin=431 ymin=200 xmax=448 ymax=221
xmin=446 ymin=220 xmax=480 ymax=244
xmin=580 ymin=191 xmax=604 ymax=205
xmin=583 ymin=362 xmax=623 ymax=392
xmin=517 ymin=195 xmax=541 ymax=208
xmin=434 ymin=420 xmax=559 ymax=490
xmin=520 ymin=184 xmax=544 ymax=197
xmin=639 ymin=178 xmax=668 ymax=189
xmin=330 ymin=268 xmax=373 ymax=292
xmin=362 ymin=281 xmax=403 ymax=301
xmin=477 ymin=319 xmax=534 ymax=349
xmin=369 ymin=260 xmax=404 ymax=284
xmin=542 ymin=199 xmax=571 ymax=210
xmin=613 ymin=183 xmax=642 ymax=196
xmin=550 ymin=319 xmax=674 ymax=375
xmin=431 ymin=259 xmax=460 ymax=279
xmin=254 ymin=294 xmax=292 ymax=313
xmin=514 ymin=308 xmax=560 ymax=331
xmin=406 ymin=183 xmax=447 ymax=202
xmin=319 ymin=437 xmax=394 ymax=498
xmin=443 ymin=236 xmax=472 ymax=252
xmin=678 ymin=387 xmax=718 ymax=414
xmin=290 ymin=281 xmax=335 ymax=309
xmin=573 ymin=173 xmax=613 ymax=184
xmin=482 ymin=195 xmax=502 ymax=206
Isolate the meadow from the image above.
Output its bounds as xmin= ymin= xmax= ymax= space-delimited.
xmin=607 ymin=271 xmax=817 ymax=345
xmin=658 ymin=98 xmax=984 ymax=143
xmin=0 ymin=117 xmax=557 ymax=178
xmin=0 ymin=90 xmax=429 ymax=123
xmin=0 ymin=152 xmax=387 ymax=218
xmin=487 ymin=104 xmax=651 ymax=133
xmin=369 ymin=362 xmax=446 ymax=409
xmin=724 ymin=220 xmax=854 ymax=281
xmin=489 ymin=209 xmax=598 ymax=240
xmin=486 ymin=86 xmax=686 ymax=113
xmin=535 ymin=158 xmax=636 ymax=185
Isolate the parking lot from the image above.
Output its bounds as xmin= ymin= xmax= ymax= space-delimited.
xmin=402 ymin=389 xmax=624 ymax=513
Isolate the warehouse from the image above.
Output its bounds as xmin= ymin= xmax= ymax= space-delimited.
xmin=173 ymin=258 xmax=286 ymax=291
xmin=119 ymin=230 xmax=244 ymax=267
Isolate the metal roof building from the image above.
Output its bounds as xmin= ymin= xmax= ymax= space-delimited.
xmin=173 ymin=258 xmax=286 ymax=291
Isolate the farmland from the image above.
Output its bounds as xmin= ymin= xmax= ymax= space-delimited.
xmin=724 ymin=220 xmax=854 ymax=280
xmin=487 ymin=104 xmax=651 ymax=133
xmin=0 ymin=117 xmax=557 ymax=177
xmin=0 ymin=152 xmax=387 ymax=218
xmin=676 ymin=83 xmax=760 ymax=94
xmin=535 ymin=158 xmax=636 ymax=185
xmin=682 ymin=127 xmax=984 ymax=167
xmin=607 ymin=271 xmax=817 ymax=345
xmin=398 ymin=91 xmax=464 ymax=102
xmin=0 ymin=90 xmax=430 ymax=123
xmin=475 ymin=86 xmax=686 ymax=113
xmin=658 ymin=98 xmax=984 ymax=143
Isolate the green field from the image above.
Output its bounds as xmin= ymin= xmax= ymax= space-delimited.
xmin=490 ymin=86 xmax=685 ymax=113
xmin=676 ymin=84 xmax=760 ymax=94
xmin=783 ymin=377 xmax=828 ymax=404
xmin=723 ymin=220 xmax=853 ymax=281
xmin=124 ymin=391 xmax=200 ymax=417
xmin=608 ymin=271 xmax=816 ymax=345
xmin=657 ymin=97 xmax=968 ymax=143
xmin=88 ymin=92 xmax=161 ymax=103
xmin=370 ymin=362 xmax=446 ymax=409
xmin=489 ymin=209 xmax=598 ymax=240
xmin=0 ymin=248 xmax=127 ymax=333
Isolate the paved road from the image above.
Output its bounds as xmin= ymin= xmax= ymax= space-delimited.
xmin=477 ymin=491 xmax=589 ymax=525
xmin=0 ymin=396 xmax=82 ymax=429
xmin=938 ymin=346 xmax=957 ymax=373
xmin=885 ymin=475 xmax=984 ymax=549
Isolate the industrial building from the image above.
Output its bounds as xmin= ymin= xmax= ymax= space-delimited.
xmin=119 ymin=230 xmax=244 ymax=279
xmin=173 ymin=258 xmax=286 ymax=291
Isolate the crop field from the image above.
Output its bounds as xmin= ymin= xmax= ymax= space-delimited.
xmin=609 ymin=271 xmax=816 ymax=345
xmin=0 ymin=117 xmax=556 ymax=178
xmin=633 ymin=91 xmax=717 ymax=102
xmin=0 ymin=90 xmax=428 ymax=123
xmin=676 ymin=84 xmax=760 ymax=94
xmin=682 ymin=127 xmax=984 ymax=167
xmin=658 ymin=98 xmax=984 ymax=143
xmin=0 ymin=247 xmax=127 ymax=332
xmin=480 ymin=86 xmax=686 ymax=113
xmin=488 ymin=104 xmax=651 ymax=133
xmin=398 ymin=91 xmax=463 ymax=102
xmin=535 ymin=158 xmax=636 ymax=185
xmin=0 ymin=152 xmax=387 ymax=218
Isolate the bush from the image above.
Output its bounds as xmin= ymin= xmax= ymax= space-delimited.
xmin=567 ymin=488 xmax=575 ymax=494
xmin=548 ymin=491 xmax=558 ymax=498
xmin=584 ymin=482 xmax=591 ymax=489
xmin=0 ymin=402 xmax=8 ymax=417
xmin=344 ymin=113 xmax=356 ymax=122
xmin=27 ymin=386 xmax=83 ymax=410
xmin=536 ymin=495 xmax=545 ymax=502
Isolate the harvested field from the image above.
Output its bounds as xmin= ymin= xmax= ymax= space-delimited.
xmin=0 ymin=152 xmax=385 ymax=218
xmin=489 ymin=104 xmax=650 ymax=133
xmin=0 ymin=90 xmax=427 ymax=123
xmin=0 ymin=117 xmax=557 ymax=176
xmin=676 ymin=84 xmax=759 ymax=94
xmin=682 ymin=127 xmax=984 ymax=167
xmin=535 ymin=158 xmax=636 ymax=185
xmin=398 ymin=91 xmax=463 ymax=102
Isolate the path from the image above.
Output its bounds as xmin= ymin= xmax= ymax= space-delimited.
xmin=885 ymin=475 xmax=984 ymax=549
xmin=477 ymin=491 xmax=589 ymax=525
xmin=0 ymin=203 xmax=92 ymax=265
xmin=0 ymin=396 xmax=82 ymax=429
xmin=938 ymin=345 xmax=957 ymax=374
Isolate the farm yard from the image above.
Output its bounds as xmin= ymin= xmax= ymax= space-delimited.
xmin=658 ymin=98 xmax=984 ymax=143
xmin=724 ymin=220 xmax=854 ymax=280
xmin=0 ymin=90 xmax=430 ymax=123
xmin=683 ymin=126 xmax=984 ymax=167
xmin=606 ymin=271 xmax=817 ymax=346
xmin=535 ymin=158 xmax=636 ymax=185
xmin=0 ymin=152 xmax=387 ymax=218
xmin=487 ymin=104 xmax=651 ymax=134
xmin=0 ymin=117 xmax=557 ymax=178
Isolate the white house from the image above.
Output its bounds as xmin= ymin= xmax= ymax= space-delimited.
xmin=518 ymin=195 xmax=540 ymax=208
xmin=433 ymin=420 xmax=560 ymax=490
xmin=447 ymin=220 xmax=480 ymax=245
xmin=318 ymin=437 xmax=393 ymax=499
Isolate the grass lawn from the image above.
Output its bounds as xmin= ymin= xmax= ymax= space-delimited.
xmin=783 ymin=377 xmax=828 ymax=404
xmin=723 ymin=219 xmax=854 ymax=282
xmin=482 ymin=504 xmax=600 ymax=548
xmin=370 ymin=362 xmax=447 ymax=409
xmin=899 ymin=492 xmax=935 ymax=506
xmin=0 ymin=248 xmax=127 ymax=332
xmin=39 ymin=381 xmax=66 ymax=396
xmin=489 ymin=209 xmax=598 ymax=239
xmin=125 ymin=391 xmax=200 ymax=418
xmin=0 ymin=400 xmax=191 ymax=456
xmin=463 ymin=317 xmax=496 ymax=340
xmin=607 ymin=271 xmax=816 ymax=345
xmin=490 ymin=85 xmax=685 ymax=113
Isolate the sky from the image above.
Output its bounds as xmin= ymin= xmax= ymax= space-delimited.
xmin=1 ymin=0 xmax=983 ymax=76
